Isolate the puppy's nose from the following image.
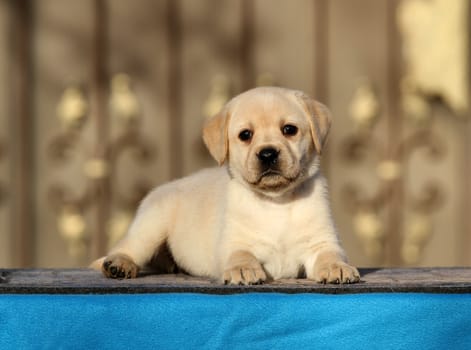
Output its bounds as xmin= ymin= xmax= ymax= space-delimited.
xmin=257 ymin=147 xmax=279 ymax=165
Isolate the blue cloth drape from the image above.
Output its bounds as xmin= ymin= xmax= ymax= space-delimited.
xmin=1 ymin=293 xmax=470 ymax=349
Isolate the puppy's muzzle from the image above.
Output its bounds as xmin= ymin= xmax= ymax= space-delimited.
xmin=257 ymin=147 xmax=279 ymax=167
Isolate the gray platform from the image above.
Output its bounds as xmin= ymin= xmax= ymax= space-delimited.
xmin=1 ymin=267 xmax=471 ymax=294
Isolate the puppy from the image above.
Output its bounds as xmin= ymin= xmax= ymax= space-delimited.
xmin=93 ymin=87 xmax=360 ymax=285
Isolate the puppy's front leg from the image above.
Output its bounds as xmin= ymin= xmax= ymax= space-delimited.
xmin=308 ymin=250 xmax=360 ymax=284
xmin=223 ymin=250 xmax=267 ymax=285
xmin=101 ymin=189 xmax=172 ymax=279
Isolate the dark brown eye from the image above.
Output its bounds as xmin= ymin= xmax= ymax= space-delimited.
xmin=282 ymin=124 xmax=298 ymax=136
xmin=238 ymin=129 xmax=253 ymax=142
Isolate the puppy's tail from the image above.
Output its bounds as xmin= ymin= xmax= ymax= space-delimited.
xmin=89 ymin=257 xmax=106 ymax=271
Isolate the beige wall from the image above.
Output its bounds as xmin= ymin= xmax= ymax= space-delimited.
xmin=0 ymin=0 xmax=469 ymax=268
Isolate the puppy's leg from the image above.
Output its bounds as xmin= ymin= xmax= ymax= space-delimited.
xmin=102 ymin=216 xmax=166 ymax=279
xmin=223 ymin=250 xmax=267 ymax=285
xmin=101 ymin=190 xmax=172 ymax=279
xmin=307 ymin=250 xmax=360 ymax=284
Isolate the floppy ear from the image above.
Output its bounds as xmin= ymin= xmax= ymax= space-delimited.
xmin=202 ymin=106 xmax=230 ymax=165
xmin=296 ymin=92 xmax=332 ymax=154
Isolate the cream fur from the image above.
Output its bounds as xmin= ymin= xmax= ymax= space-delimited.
xmin=94 ymin=87 xmax=360 ymax=284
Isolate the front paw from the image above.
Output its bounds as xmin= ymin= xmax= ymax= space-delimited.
xmin=223 ymin=266 xmax=267 ymax=285
xmin=102 ymin=253 xmax=139 ymax=279
xmin=313 ymin=261 xmax=360 ymax=284
xmin=223 ymin=250 xmax=267 ymax=285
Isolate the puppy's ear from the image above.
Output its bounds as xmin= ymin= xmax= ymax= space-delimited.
xmin=295 ymin=92 xmax=332 ymax=154
xmin=203 ymin=107 xmax=230 ymax=165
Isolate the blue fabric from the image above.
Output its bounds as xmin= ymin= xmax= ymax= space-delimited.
xmin=1 ymin=293 xmax=470 ymax=350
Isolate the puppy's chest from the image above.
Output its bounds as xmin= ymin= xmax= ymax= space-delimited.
xmin=239 ymin=207 xmax=311 ymax=278
xmin=226 ymin=195 xmax=317 ymax=279
xmin=230 ymin=197 xmax=313 ymax=252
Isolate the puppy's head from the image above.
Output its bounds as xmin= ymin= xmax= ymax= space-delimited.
xmin=203 ymin=87 xmax=331 ymax=196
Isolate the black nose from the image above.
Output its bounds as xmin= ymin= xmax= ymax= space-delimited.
xmin=257 ymin=147 xmax=279 ymax=165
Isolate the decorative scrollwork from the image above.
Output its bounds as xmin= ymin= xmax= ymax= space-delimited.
xmin=342 ymin=79 xmax=446 ymax=265
xmin=397 ymin=0 xmax=469 ymax=116
xmin=48 ymin=74 xmax=154 ymax=258
xmin=49 ymin=86 xmax=88 ymax=163
xmin=349 ymin=79 xmax=380 ymax=131
xmin=111 ymin=73 xmax=141 ymax=124
xmin=202 ymin=74 xmax=231 ymax=120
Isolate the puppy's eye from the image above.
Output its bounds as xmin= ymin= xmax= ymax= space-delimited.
xmin=238 ymin=129 xmax=253 ymax=142
xmin=282 ymin=124 xmax=298 ymax=136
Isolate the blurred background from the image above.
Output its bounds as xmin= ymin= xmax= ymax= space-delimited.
xmin=0 ymin=0 xmax=470 ymax=268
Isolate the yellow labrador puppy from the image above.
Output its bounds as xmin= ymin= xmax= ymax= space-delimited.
xmin=94 ymin=87 xmax=360 ymax=285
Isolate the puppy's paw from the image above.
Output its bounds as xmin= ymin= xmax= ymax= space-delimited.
xmin=222 ymin=250 xmax=267 ymax=285
xmin=309 ymin=250 xmax=360 ymax=284
xmin=102 ymin=254 xmax=139 ymax=279
xmin=313 ymin=260 xmax=360 ymax=284
xmin=223 ymin=266 xmax=267 ymax=285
